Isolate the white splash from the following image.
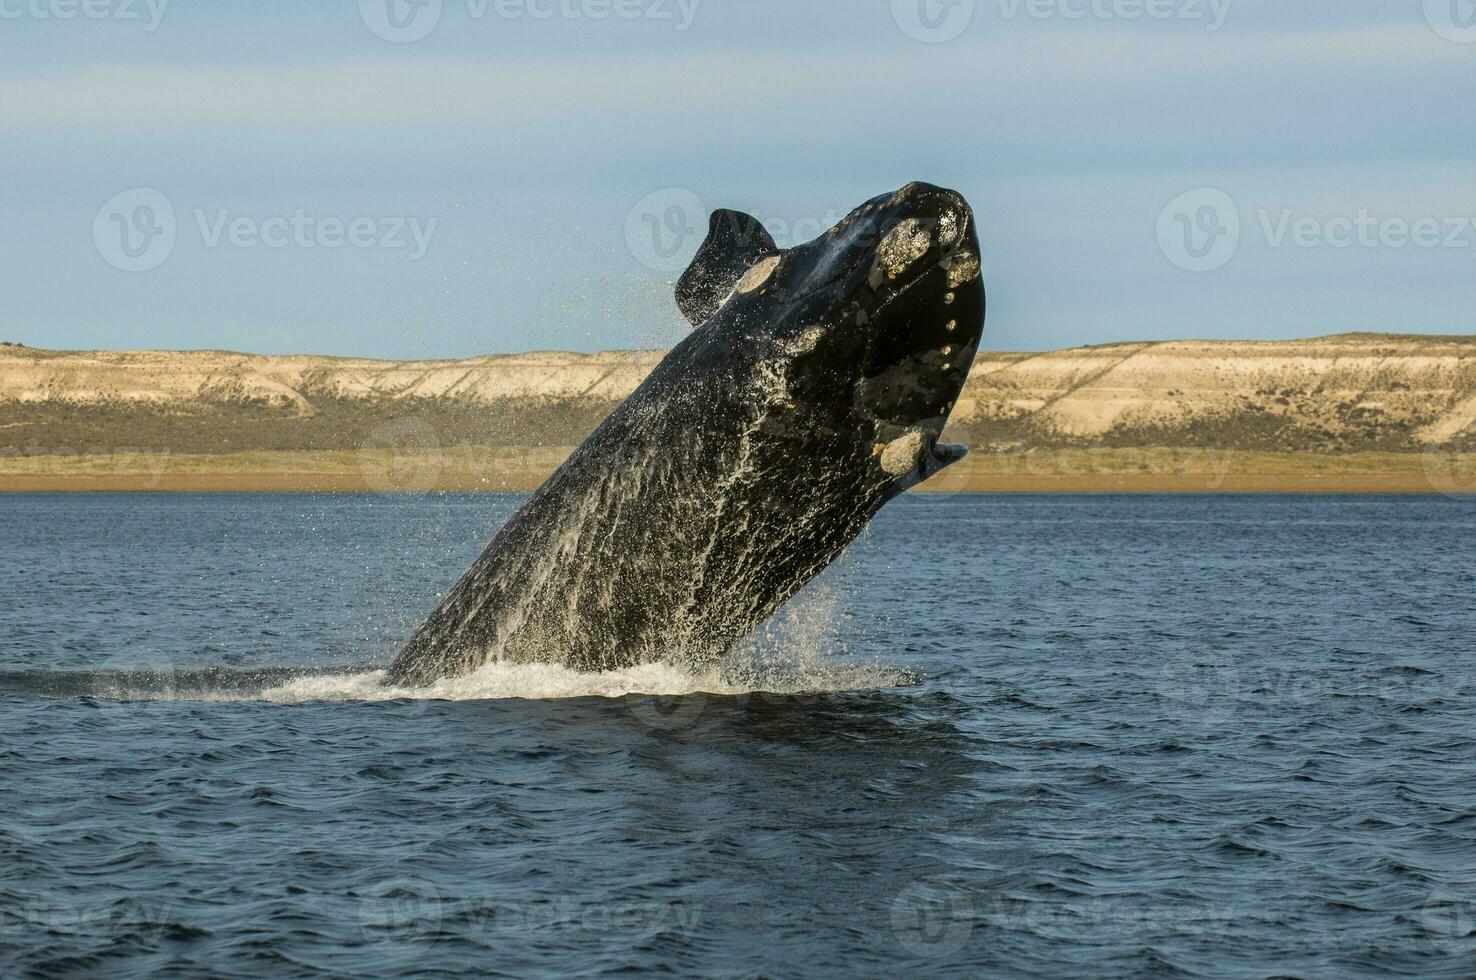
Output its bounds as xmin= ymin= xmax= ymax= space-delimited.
xmin=255 ymin=653 xmax=911 ymax=705
xmin=255 ymin=583 xmax=916 ymax=704
xmin=258 ymin=660 xmax=738 ymax=703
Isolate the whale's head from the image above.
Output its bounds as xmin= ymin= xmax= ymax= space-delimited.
xmin=676 ymin=181 xmax=986 ymax=491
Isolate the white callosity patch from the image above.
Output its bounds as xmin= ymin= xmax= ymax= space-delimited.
xmin=879 ymin=430 xmax=926 ymax=476
xmin=736 ymin=254 xmax=781 ymax=294
xmin=782 ymin=326 xmax=825 ymax=356
xmin=877 ymin=218 xmax=932 ymax=279
xmin=937 ymin=210 xmax=961 ymax=247
xmin=946 ymin=251 xmax=981 ymax=288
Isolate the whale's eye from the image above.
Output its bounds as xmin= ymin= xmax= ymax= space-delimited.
xmin=736 ymin=254 xmax=781 ymax=294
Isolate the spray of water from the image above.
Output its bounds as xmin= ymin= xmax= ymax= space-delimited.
xmin=256 ymin=581 xmax=916 ymax=704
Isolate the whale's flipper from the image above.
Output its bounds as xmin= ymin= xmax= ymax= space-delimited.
xmin=675 ymin=209 xmax=777 ymax=326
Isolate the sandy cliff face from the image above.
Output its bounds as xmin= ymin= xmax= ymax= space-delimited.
xmin=956 ymin=335 xmax=1476 ymax=451
xmin=2 ymin=335 xmax=1475 ymax=454
xmin=0 ymin=347 xmax=662 ymax=412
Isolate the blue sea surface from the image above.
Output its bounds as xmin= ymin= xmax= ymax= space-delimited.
xmin=1 ymin=493 xmax=1474 ymax=977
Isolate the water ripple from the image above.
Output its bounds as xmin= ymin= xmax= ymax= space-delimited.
xmin=1 ymin=494 xmax=1475 ymax=976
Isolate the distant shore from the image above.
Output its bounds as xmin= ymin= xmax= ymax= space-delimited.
xmin=5 ymin=336 xmax=1476 ymax=494
xmin=4 ymin=448 xmax=1473 ymax=494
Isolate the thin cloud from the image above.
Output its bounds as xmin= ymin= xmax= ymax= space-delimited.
xmin=0 ymin=24 xmax=1461 ymax=130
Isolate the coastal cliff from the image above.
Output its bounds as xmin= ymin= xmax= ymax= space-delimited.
xmin=3 ymin=335 xmax=1474 ymax=492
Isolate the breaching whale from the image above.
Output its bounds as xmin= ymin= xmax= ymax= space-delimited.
xmin=388 ymin=181 xmax=985 ymax=685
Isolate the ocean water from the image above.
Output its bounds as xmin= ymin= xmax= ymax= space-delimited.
xmin=1 ymin=492 xmax=1474 ymax=978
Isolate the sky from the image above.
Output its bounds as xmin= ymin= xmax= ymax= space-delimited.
xmin=1 ymin=0 xmax=1474 ymax=359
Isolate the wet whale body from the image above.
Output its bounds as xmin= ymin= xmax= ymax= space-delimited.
xmin=388 ymin=182 xmax=985 ymax=685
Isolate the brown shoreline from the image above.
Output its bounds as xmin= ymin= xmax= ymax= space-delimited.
xmin=3 ymin=449 xmax=1474 ymax=494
